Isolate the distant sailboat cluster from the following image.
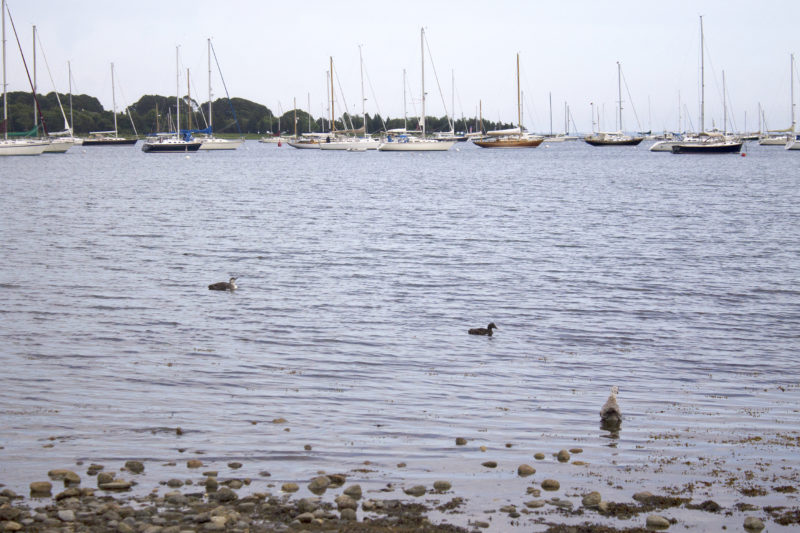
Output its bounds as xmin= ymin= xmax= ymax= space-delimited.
xmin=2 ymin=9 xmax=797 ymax=157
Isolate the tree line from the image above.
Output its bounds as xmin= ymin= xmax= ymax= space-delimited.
xmin=2 ymin=91 xmax=515 ymax=137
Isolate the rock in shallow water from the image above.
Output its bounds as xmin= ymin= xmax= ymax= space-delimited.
xmin=404 ymin=485 xmax=426 ymax=497
xmin=541 ymin=479 xmax=560 ymax=491
xmin=29 ymin=482 xmax=52 ymax=495
xmin=646 ymin=514 xmax=670 ymax=529
xmin=744 ymin=516 xmax=765 ymax=531
xmin=582 ymin=491 xmax=602 ymax=508
xmin=517 ymin=464 xmax=535 ymax=477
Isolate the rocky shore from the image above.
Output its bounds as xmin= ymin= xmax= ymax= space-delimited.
xmin=2 ymin=440 xmax=798 ymax=533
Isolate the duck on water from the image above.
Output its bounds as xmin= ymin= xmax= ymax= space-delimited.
xmin=208 ymin=277 xmax=237 ymax=291
xmin=468 ymin=323 xmax=497 ymax=336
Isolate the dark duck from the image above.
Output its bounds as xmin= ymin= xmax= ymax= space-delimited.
xmin=468 ymin=322 xmax=497 ymax=336
xmin=208 ymin=277 xmax=237 ymax=291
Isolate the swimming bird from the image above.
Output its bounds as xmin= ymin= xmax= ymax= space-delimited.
xmin=600 ymin=386 xmax=622 ymax=429
xmin=208 ymin=277 xmax=237 ymax=291
xmin=468 ymin=322 xmax=497 ymax=336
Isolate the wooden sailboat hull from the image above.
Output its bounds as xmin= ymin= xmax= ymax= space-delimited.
xmin=473 ymin=138 xmax=543 ymax=148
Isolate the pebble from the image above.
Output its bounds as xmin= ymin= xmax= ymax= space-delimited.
xmin=744 ymin=516 xmax=765 ymax=531
xmin=124 ymin=461 xmax=145 ymax=474
xmin=541 ymin=479 xmax=560 ymax=491
xmin=340 ymin=508 xmax=357 ymax=521
xmin=534 ymin=453 xmax=545 ymax=460
xmin=98 ymin=481 xmax=132 ymax=491
xmin=403 ymin=485 xmax=426 ymax=497
xmin=479 ymin=446 xmax=487 ymax=452
xmin=335 ymin=494 xmax=358 ymax=511
xmin=228 ymin=462 xmax=243 ymax=469
xmin=166 ymin=479 xmax=184 ymax=488
xmin=556 ymin=449 xmax=570 ymax=462
xmin=582 ymin=491 xmax=602 ymax=508
xmin=646 ymin=514 xmax=671 ymax=529
xmin=569 ymin=448 xmax=583 ymax=454
xmin=205 ymin=477 xmax=219 ymax=492
xmin=633 ymin=491 xmax=654 ymax=502
xmin=57 ymin=510 xmax=75 ymax=522
xmin=296 ymin=512 xmax=314 ymax=523
xmin=343 ymin=484 xmax=363 ymax=499
xmin=29 ymin=482 xmax=52 ymax=495
xmin=455 ymin=437 xmax=467 ymax=445
xmin=308 ymin=476 xmax=331 ymax=494
xmin=481 ymin=461 xmax=497 ymax=468
xmin=272 ymin=418 xmax=287 ymax=424
xmin=187 ymin=460 xmax=203 ymax=468
xmin=524 ymin=500 xmax=545 ymax=508
xmin=297 ymin=497 xmax=320 ymax=513
xmin=1 ymin=522 xmax=22 ymax=532
xmin=281 ymin=483 xmax=299 ymax=493
xmin=547 ymin=498 xmax=573 ymax=510
xmin=96 ymin=472 xmax=114 ymax=486
xmin=517 ymin=464 xmax=536 ymax=477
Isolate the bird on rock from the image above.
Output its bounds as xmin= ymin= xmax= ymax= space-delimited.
xmin=600 ymin=386 xmax=622 ymax=429
xmin=468 ymin=322 xmax=497 ymax=336
xmin=208 ymin=277 xmax=237 ymax=291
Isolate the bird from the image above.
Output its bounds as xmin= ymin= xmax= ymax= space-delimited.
xmin=600 ymin=386 xmax=622 ymax=429
xmin=208 ymin=277 xmax=237 ymax=291
xmin=468 ymin=322 xmax=497 ymax=336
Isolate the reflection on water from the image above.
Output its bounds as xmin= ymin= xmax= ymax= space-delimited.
xmin=1 ymin=141 xmax=799 ymax=529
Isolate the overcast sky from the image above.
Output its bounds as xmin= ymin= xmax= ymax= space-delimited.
xmin=3 ymin=0 xmax=799 ymax=133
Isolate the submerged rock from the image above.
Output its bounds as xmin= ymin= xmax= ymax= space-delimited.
xmin=517 ymin=464 xmax=536 ymax=477
xmin=744 ymin=516 xmax=765 ymax=531
xmin=541 ymin=479 xmax=560 ymax=491
xmin=646 ymin=514 xmax=671 ymax=529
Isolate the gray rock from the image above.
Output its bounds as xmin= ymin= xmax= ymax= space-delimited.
xmin=403 ymin=485 xmax=426 ymax=497
xmin=340 ymin=508 xmax=357 ymax=521
xmin=166 ymin=479 xmax=184 ymax=488
xmin=517 ymin=464 xmax=535 ymax=477
xmin=633 ymin=491 xmax=654 ymax=502
xmin=308 ymin=476 xmax=331 ymax=494
xmin=547 ymin=498 xmax=573 ymax=510
xmin=281 ymin=483 xmax=299 ymax=493
xmin=227 ymin=462 xmax=243 ymax=469
xmin=296 ymin=512 xmax=314 ymax=523
xmin=297 ymin=497 xmax=320 ymax=513
xmin=211 ymin=487 xmax=237 ymax=503
xmin=556 ymin=449 xmax=570 ymax=462
xmin=97 ymin=472 xmax=115 ymax=486
xmin=57 ymin=510 xmax=75 ymax=522
xmin=98 ymin=481 xmax=132 ymax=491
xmin=743 ymin=516 xmax=765 ymax=531
xmin=646 ymin=514 xmax=670 ymax=529
xmin=582 ymin=491 xmax=602 ymax=508
xmin=335 ymin=494 xmax=358 ymax=511
xmin=343 ymin=484 xmax=362 ymax=499
xmin=524 ymin=500 xmax=545 ymax=509
xmin=124 ymin=461 xmax=145 ymax=474
xmin=541 ymin=479 xmax=560 ymax=491
xmin=29 ymin=482 xmax=52 ymax=495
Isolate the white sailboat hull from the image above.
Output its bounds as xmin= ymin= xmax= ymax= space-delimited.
xmin=649 ymin=140 xmax=682 ymax=152
xmin=43 ymin=138 xmax=75 ymax=153
xmin=378 ymin=139 xmax=454 ymax=151
xmin=758 ymin=136 xmax=789 ymax=146
xmin=0 ymin=139 xmax=48 ymax=156
xmin=786 ymin=138 xmax=800 ymax=150
xmin=198 ymin=138 xmax=244 ymax=150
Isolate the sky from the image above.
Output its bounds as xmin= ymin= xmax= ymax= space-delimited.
xmin=3 ymin=0 xmax=799 ymax=134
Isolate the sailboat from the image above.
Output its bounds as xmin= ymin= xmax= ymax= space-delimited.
xmin=141 ymin=47 xmax=202 ymax=153
xmin=671 ymin=17 xmax=742 ymax=154
xmin=474 ymin=53 xmax=542 ymax=148
xmin=29 ymin=25 xmax=75 ymax=153
xmin=378 ymin=28 xmax=454 ymax=152
xmin=320 ymin=47 xmax=380 ymax=150
xmin=198 ymin=38 xmax=243 ymax=150
xmin=0 ymin=0 xmax=47 ymax=156
xmin=83 ymin=63 xmax=137 ymax=146
xmin=584 ymin=62 xmax=643 ymax=146
xmin=784 ymin=53 xmax=799 ymax=151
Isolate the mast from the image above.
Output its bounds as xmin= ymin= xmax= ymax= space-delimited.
xmin=174 ymin=47 xmax=179 ymax=138
xmin=293 ymin=96 xmax=297 ymax=139
xmin=451 ymin=69 xmax=455 ymax=134
xmin=111 ymin=62 xmax=118 ymax=136
xmin=359 ymin=45 xmax=366 ymax=138
xmin=2 ymin=0 xmax=5 ymax=140
xmin=549 ymin=92 xmax=553 ymax=136
xmin=700 ymin=16 xmax=705 ymax=134
xmin=420 ymin=27 xmax=425 ymax=136
xmin=617 ymin=61 xmax=623 ymax=132
xmin=479 ymin=99 xmax=483 ymax=133
xmin=187 ymin=68 xmax=191 ymax=131
xmin=32 ymin=25 xmax=36 ymax=130
xmin=516 ymin=53 xmax=521 ymax=135
xmin=789 ymin=54 xmax=795 ymax=135
xmin=208 ymin=38 xmax=212 ymax=134
xmin=329 ymin=56 xmax=334 ymax=133
xmin=307 ymin=92 xmax=311 ymax=133
xmin=68 ymin=60 xmax=73 ymax=135
xmin=722 ymin=70 xmax=727 ymax=134
xmin=402 ymin=69 xmax=407 ymax=130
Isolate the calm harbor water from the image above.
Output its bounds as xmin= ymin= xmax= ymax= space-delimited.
xmin=1 ymin=141 xmax=799 ymax=530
